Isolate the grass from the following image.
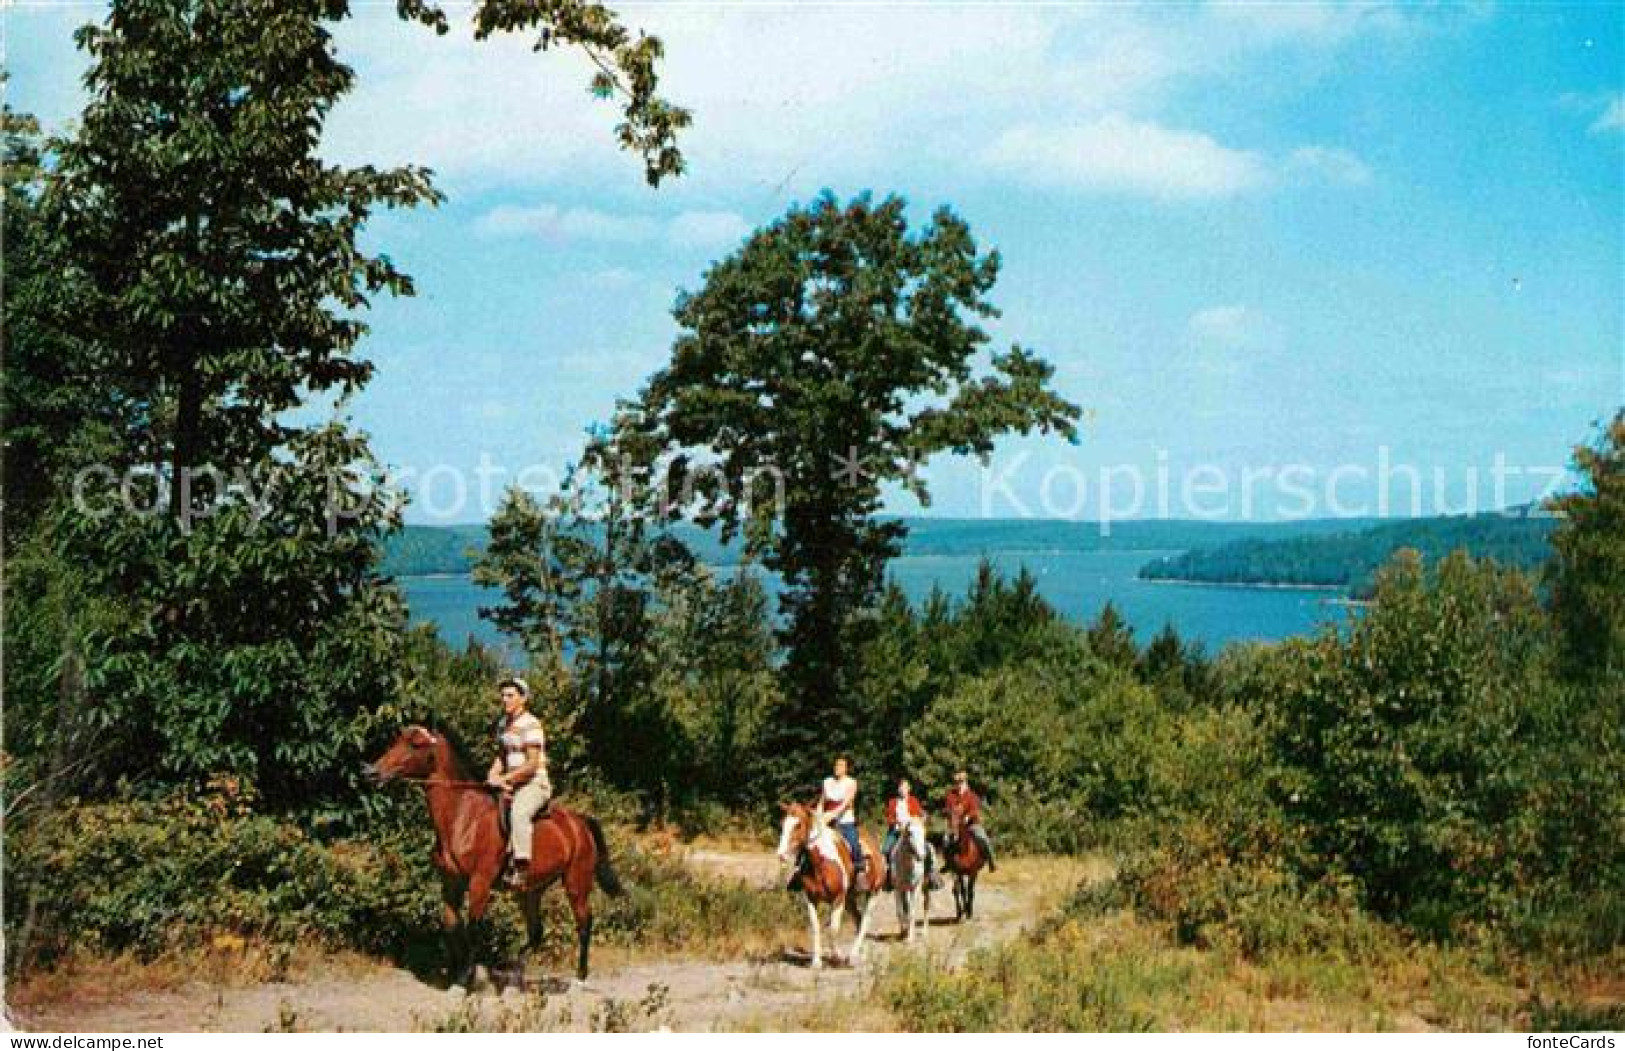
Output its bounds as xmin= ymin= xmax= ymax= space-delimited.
xmin=12 ymin=842 xmax=1620 ymax=1033
xmin=5 ymin=827 xmax=800 ymax=1026
xmin=856 ymin=875 xmax=1625 ymax=1033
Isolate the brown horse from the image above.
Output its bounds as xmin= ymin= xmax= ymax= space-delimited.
xmin=776 ymin=801 xmax=887 ymax=969
xmin=942 ymin=801 xmax=986 ymax=922
xmin=365 ymin=725 xmax=623 ymax=984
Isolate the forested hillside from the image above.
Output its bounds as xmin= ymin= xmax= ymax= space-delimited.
xmin=381 ymin=515 xmax=1383 ymax=577
xmin=1138 ymin=510 xmax=1556 ymax=592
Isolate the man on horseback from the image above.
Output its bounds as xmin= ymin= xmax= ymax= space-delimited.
xmin=943 ymin=769 xmax=996 ymax=872
xmin=818 ymin=756 xmax=865 ymax=883
xmin=484 ymin=677 xmax=552 ymax=889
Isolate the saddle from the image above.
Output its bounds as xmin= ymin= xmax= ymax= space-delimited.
xmin=496 ymin=794 xmax=553 ymax=838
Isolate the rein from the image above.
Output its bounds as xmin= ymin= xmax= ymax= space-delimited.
xmin=393 ymin=776 xmax=496 ymax=790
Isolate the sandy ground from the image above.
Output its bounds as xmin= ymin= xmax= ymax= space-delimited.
xmin=11 ymin=851 xmax=1096 ymax=1032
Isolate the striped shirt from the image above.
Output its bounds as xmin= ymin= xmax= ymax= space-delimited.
xmin=501 ymin=711 xmax=547 ymax=772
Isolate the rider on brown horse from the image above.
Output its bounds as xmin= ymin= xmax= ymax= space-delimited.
xmin=485 ymin=677 xmax=552 ymax=889
xmin=943 ymin=769 xmax=996 ymax=872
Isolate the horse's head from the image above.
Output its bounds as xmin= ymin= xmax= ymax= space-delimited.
xmin=364 ymin=725 xmax=444 ymax=784
xmin=776 ymin=801 xmax=813 ymax=862
xmin=945 ymin=799 xmax=965 ymax=838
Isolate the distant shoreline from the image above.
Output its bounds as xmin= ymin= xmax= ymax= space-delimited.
xmin=1139 ymin=577 xmax=1347 ymax=593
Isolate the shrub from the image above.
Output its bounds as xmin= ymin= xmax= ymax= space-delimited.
xmin=4 ymin=777 xmax=797 ymax=977
xmin=1255 ymin=551 xmax=1624 ymax=946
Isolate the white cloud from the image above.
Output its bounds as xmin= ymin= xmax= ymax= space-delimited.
xmin=1591 ymin=95 xmax=1625 ymax=134
xmin=474 ymin=203 xmax=749 ymax=249
xmin=11 ymin=4 xmax=1404 ymax=202
xmin=1204 ymin=1 xmax=1412 ymax=46
xmin=585 ymin=267 xmax=640 ymax=288
xmin=320 ymin=3 xmax=1415 ymax=196
xmin=1287 ymin=146 xmax=1374 ymax=185
xmin=668 ymin=210 xmax=751 ymax=249
xmin=1188 ymin=305 xmax=1285 ymax=355
xmin=474 ymin=204 xmax=658 ymax=242
xmin=984 ymin=117 xmax=1270 ymax=199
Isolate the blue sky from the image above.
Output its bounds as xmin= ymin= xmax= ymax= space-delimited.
xmin=6 ymin=1 xmax=1622 ymax=523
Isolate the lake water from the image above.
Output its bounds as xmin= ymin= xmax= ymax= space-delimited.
xmin=400 ymin=549 xmax=1351 ymax=656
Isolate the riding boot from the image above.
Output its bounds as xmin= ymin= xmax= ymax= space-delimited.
xmin=927 ymin=847 xmax=944 ymax=891
xmin=973 ymin=828 xmax=997 ymax=872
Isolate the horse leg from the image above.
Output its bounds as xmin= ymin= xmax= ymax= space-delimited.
xmin=521 ymin=887 xmax=544 ymax=973
xmin=566 ymin=858 xmax=596 ymax=982
xmin=966 ymin=872 xmax=978 ymax=921
xmin=441 ymin=875 xmax=470 ymax=988
xmin=849 ymin=893 xmax=876 ymax=964
xmin=805 ymin=899 xmax=823 ymax=971
xmin=466 ymin=871 xmax=496 ymax=990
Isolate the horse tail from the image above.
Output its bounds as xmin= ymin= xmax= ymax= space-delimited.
xmin=584 ymin=815 xmax=625 ymax=897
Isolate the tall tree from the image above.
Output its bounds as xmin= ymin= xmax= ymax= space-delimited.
xmin=473 ymin=422 xmax=691 ymax=797
xmin=49 ymin=0 xmax=443 ymax=517
xmin=1548 ymin=410 xmax=1625 ymax=685
xmin=6 ymin=0 xmax=687 ymax=805
xmin=33 ymin=0 xmax=433 ymax=805
xmin=627 ymin=192 xmax=1081 ymax=789
xmin=0 ymin=104 xmax=113 ymax=545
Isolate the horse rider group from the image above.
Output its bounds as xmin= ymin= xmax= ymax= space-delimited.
xmin=481 ymin=676 xmax=996 ymax=890
xmin=819 ymin=755 xmax=997 ymax=890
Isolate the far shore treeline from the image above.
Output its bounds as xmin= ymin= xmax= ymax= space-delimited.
xmin=2 ymin=0 xmax=1621 ymax=1029
xmin=378 ymin=511 xmax=1558 ymax=592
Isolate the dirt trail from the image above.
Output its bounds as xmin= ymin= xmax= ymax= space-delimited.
xmin=14 ymin=851 xmax=1099 ymax=1032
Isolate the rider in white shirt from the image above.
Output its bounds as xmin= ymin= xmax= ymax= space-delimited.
xmin=819 ymin=756 xmax=863 ymax=877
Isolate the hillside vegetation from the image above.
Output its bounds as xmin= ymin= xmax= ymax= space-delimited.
xmin=1139 ymin=510 xmax=1556 ymax=593
xmin=380 ymin=516 xmax=1385 ymax=578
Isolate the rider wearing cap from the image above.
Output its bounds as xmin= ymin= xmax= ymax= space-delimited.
xmin=943 ymin=769 xmax=996 ymax=872
xmin=485 ymin=677 xmax=552 ymax=888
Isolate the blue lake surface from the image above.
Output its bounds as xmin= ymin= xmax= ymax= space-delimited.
xmin=400 ymin=549 xmax=1352 ymax=656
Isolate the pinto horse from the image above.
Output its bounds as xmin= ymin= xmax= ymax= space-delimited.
xmin=365 ymin=726 xmax=623 ymax=984
xmin=941 ymin=801 xmax=987 ymax=922
xmin=887 ymin=821 xmax=931 ymax=942
xmin=776 ymin=801 xmax=887 ymax=969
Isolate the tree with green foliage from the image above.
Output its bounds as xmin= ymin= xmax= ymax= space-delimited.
xmin=474 ymin=487 xmax=581 ymax=668
xmin=627 ymin=193 xmax=1081 ymax=789
xmin=1548 ymin=410 xmax=1625 ymax=685
xmin=2 ymin=0 xmax=446 ymax=806
xmin=1261 ymin=550 xmax=1561 ymax=928
xmin=4 ymin=0 xmax=691 ymax=809
xmin=0 ymin=105 xmax=110 ymax=544
xmin=399 ymin=0 xmax=689 ymax=186
xmin=1085 ymin=601 xmax=1139 ymax=670
xmin=646 ymin=566 xmax=782 ymax=811
xmin=473 ymin=423 xmax=694 ymax=803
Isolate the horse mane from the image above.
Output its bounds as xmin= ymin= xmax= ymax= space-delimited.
xmin=426 ymin=723 xmax=488 ymax=781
